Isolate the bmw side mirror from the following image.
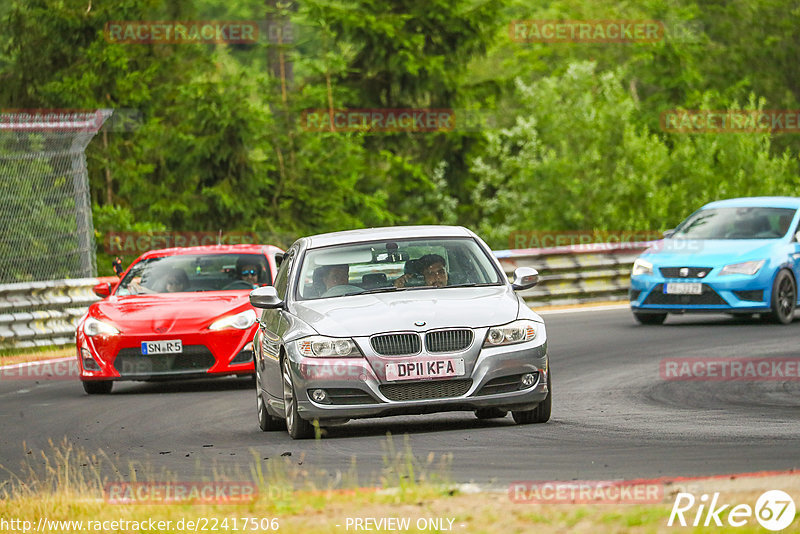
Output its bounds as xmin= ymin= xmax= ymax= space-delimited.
xmin=511 ymin=267 xmax=539 ymax=291
xmin=250 ymin=286 xmax=283 ymax=309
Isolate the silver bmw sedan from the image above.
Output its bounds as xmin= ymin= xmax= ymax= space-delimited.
xmin=250 ymin=225 xmax=550 ymax=438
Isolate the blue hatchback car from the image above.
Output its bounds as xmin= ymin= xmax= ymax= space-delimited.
xmin=630 ymin=197 xmax=800 ymax=325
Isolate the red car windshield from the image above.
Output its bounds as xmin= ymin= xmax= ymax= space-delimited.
xmin=116 ymin=253 xmax=271 ymax=295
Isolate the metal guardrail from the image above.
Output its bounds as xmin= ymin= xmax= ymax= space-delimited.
xmin=496 ymin=242 xmax=650 ymax=307
xmin=0 ymin=277 xmax=115 ymax=350
xmin=0 ymin=244 xmax=649 ymax=349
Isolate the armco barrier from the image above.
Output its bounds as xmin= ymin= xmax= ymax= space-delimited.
xmin=0 ymin=243 xmax=650 ymax=349
xmin=496 ymin=242 xmax=650 ymax=307
xmin=0 ymin=277 xmax=117 ymax=350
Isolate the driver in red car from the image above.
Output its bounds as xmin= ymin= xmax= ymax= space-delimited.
xmin=237 ymin=262 xmax=261 ymax=288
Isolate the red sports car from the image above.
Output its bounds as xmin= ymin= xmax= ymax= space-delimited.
xmin=76 ymin=244 xmax=283 ymax=394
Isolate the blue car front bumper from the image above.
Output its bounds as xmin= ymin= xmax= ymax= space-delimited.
xmin=630 ymin=267 xmax=775 ymax=314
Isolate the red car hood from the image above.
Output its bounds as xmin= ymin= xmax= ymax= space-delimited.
xmin=90 ymin=291 xmax=251 ymax=334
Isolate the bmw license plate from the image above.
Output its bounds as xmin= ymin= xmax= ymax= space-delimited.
xmin=664 ymin=283 xmax=702 ymax=295
xmin=385 ymin=358 xmax=465 ymax=381
xmin=141 ymin=340 xmax=182 ymax=355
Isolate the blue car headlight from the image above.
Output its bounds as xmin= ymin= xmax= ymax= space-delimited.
xmin=719 ymin=260 xmax=765 ymax=276
xmin=631 ymin=258 xmax=653 ymax=277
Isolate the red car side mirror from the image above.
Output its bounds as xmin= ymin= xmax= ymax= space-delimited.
xmin=93 ymin=282 xmax=112 ymax=298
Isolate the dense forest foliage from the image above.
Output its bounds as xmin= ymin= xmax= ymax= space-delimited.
xmin=2 ymin=0 xmax=799 ymax=273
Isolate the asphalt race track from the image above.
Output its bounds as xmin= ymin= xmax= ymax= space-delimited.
xmin=1 ymin=307 xmax=798 ymax=488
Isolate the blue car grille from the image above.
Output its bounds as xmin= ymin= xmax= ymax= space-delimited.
xmin=643 ymin=284 xmax=728 ymax=306
xmin=659 ymin=267 xmax=712 ymax=278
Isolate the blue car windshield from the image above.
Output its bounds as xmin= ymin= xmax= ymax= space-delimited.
xmin=672 ymin=207 xmax=796 ymax=240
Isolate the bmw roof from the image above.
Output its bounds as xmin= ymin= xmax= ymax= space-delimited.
xmin=305 ymin=225 xmax=475 ymax=249
xmin=701 ymin=196 xmax=800 ymax=209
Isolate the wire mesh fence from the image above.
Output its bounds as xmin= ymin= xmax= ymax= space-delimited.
xmin=0 ymin=110 xmax=111 ymax=283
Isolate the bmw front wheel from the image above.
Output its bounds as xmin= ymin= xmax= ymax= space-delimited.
xmin=282 ymin=358 xmax=314 ymax=439
xmin=512 ymin=371 xmax=551 ymax=424
xmin=256 ymin=371 xmax=282 ymax=431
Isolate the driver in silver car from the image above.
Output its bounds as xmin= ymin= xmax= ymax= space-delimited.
xmin=394 ymin=254 xmax=448 ymax=288
xmin=316 ymin=264 xmax=350 ymax=296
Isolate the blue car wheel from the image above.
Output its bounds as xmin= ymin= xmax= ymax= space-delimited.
xmin=768 ymin=270 xmax=796 ymax=324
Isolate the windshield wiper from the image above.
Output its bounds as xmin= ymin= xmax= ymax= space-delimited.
xmin=359 ymin=286 xmax=407 ymax=295
xmin=447 ymin=282 xmax=499 ymax=288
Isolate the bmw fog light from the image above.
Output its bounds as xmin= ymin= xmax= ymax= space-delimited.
xmin=310 ymin=389 xmax=329 ymax=404
xmin=521 ymin=373 xmax=536 ymax=387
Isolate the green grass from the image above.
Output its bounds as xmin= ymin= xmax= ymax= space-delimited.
xmin=2 ymin=438 xmax=796 ymax=533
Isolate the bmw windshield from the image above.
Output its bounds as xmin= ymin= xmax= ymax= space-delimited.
xmin=296 ymin=237 xmax=503 ymax=300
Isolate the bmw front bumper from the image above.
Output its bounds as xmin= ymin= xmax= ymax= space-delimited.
xmin=285 ymin=335 xmax=549 ymax=422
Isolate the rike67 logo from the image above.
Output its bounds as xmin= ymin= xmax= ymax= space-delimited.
xmin=669 ymin=490 xmax=796 ymax=531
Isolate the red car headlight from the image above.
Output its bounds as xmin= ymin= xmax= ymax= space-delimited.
xmin=208 ymin=309 xmax=257 ymax=331
xmin=83 ymin=317 xmax=120 ymax=336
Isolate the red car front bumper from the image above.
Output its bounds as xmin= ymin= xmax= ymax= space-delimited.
xmin=77 ymin=326 xmax=255 ymax=381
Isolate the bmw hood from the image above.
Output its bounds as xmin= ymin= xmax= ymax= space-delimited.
xmin=641 ymin=239 xmax=779 ymax=265
xmin=292 ymin=286 xmax=521 ymax=337
xmin=90 ymin=292 xmax=251 ymax=333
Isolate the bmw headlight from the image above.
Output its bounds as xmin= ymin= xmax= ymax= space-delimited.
xmin=720 ymin=260 xmax=765 ymax=276
xmin=631 ymin=258 xmax=653 ymax=277
xmin=296 ymin=336 xmax=362 ymax=358
xmin=209 ymin=309 xmax=257 ymax=330
xmin=483 ymin=319 xmax=538 ymax=347
xmin=83 ymin=317 xmax=120 ymax=336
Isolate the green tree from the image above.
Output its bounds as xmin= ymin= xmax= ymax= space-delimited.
xmin=470 ymin=62 xmax=800 ymax=249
